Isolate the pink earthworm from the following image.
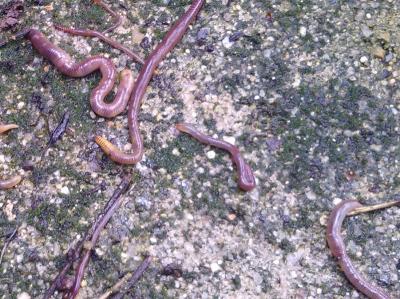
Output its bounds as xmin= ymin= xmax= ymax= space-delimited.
xmin=175 ymin=123 xmax=256 ymax=191
xmin=25 ymin=29 xmax=134 ymax=118
xmin=0 ymin=124 xmax=18 ymax=134
xmin=326 ymin=200 xmax=400 ymax=299
xmin=0 ymin=124 xmax=22 ymax=190
xmin=95 ymin=0 xmax=205 ymax=165
xmin=0 ymin=175 xmax=22 ymax=190
xmin=53 ymin=25 xmax=144 ymax=64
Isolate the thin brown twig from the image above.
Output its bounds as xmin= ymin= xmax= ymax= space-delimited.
xmin=43 ymin=177 xmax=131 ymax=299
xmin=347 ymin=199 xmax=400 ymax=216
xmin=0 ymin=226 xmax=18 ymax=265
xmin=99 ymin=255 xmax=152 ymax=299
xmin=66 ymin=175 xmax=131 ymax=299
xmin=93 ymin=0 xmax=123 ymax=34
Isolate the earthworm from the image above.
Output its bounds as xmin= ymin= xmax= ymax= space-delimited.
xmin=92 ymin=0 xmax=122 ymax=34
xmin=0 ymin=175 xmax=22 ymax=190
xmin=0 ymin=124 xmax=22 ymax=190
xmin=0 ymin=123 xmax=18 ymax=134
xmin=25 ymin=29 xmax=135 ymax=118
xmin=175 ymin=123 xmax=256 ymax=191
xmin=326 ymin=200 xmax=399 ymax=299
xmin=54 ymin=25 xmax=144 ymax=64
xmin=95 ymin=0 xmax=205 ymax=165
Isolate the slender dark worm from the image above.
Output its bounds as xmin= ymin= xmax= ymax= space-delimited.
xmin=175 ymin=123 xmax=256 ymax=191
xmin=93 ymin=0 xmax=123 ymax=34
xmin=54 ymin=25 xmax=144 ymax=64
xmin=25 ymin=29 xmax=134 ymax=118
xmin=0 ymin=124 xmax=22 ymax=190
xmin=326 ymin=200 xmax=397 ymax=299
xmin=95 ymin=0 xmax=205 ymax=165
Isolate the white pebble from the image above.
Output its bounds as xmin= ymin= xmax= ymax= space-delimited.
xmin=17 ymin=293 xmax=31 ymax=299
xmin=210 ymin=262 xmax=221 ymax=272
xmin=206 ymin=151 xmax=216 ymax=159
xmin=17 ymin=102 xmax=25 ymax=110
xmin=299 ymin=26 xmax=307 ymax=37
xmin=60 ymin=186 xmax=70 ymax=195
xmin=223 ymin=136 xmax=235 ymax=145
xmin=360 ymin=56 xmax=368 ymax=64
xmin=172 ymin=148 xmax=180 ymax=156
xmin=333 ymin=197 xmax=342 ymax=205
xmin=222 ymin=36 xmax=234 ymax=49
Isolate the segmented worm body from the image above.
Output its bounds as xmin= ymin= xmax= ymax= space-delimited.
xmin=95 ymin=0 xmax=205 ymax=165
xmin=0 ymin=124 xmax=22 ymax=190
xmin=25 ymin=29 xmax=134 ymax=118
xmin=175 ymin=123 xmax=256 ymax=191
xmin=326 ymin=200 xmax=391 ymax=299
xmin=54 ymin=25 xmax=144 ymax=64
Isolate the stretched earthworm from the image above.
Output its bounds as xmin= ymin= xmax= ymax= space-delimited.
xmin=25 ymin=29 xmax=134 ymax=118
xmin=326 ymin=200 xmax=399 ymax=299
xmin=92 ymin=0 xmax=122 ymax=34
xmin=175 ymin=123 xmax=256 ymax=191
xmin=0 ymin=124 xmax=22 ymax=190
xmin=54 ymin=25 xmax=144 ymax=64
xmin=96 ymin=0 xmax=205 ymax=165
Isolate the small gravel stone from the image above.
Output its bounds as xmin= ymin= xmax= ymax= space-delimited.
xmin=384 ymin=52 xmax=394 ymax=63
xmin=229 ymin=31 xmax=243 ymax=42
xmin=17 ymin=102 xmax=25 ymax=109
xmin=210 ymin=262 xmax=221 ymax=272
xmin=17 ymin=293 xmax=31 ymax=299
xmin=196 ymin=27 xmax=209 ymax=46
xmin=360 ymin=56 xmax=368 ymax=64
xmin=299 ymin=26 xmax=307 ymax=37
xmin=377 ymin=31 xmax=390 ymax=43
xmin=360 ymin=24 xmax=373 ymax=38
xmin=379 ymin=69 xmax=392 ymax=80
xmin=222 ymin=36 xmax=234 ymax=48
xmin=223 ymin=136 xmax=235 ymax=144
xmin=206 ymin=150 xmax=216 ymax=159
xmin=60 ymin=186 xmax=70 ymax=195
xmin=372 ymin=46 xmax=385 ymax=59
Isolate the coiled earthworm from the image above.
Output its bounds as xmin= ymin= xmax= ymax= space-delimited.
xmin=326 ymin=200 xmax=400 ymax=299
xmin=175 ymin=123 xmax=256 ymax=191
xmin=0 ymin=124 xmax=22 ymax=190
xmin=25 ymin=29 xmax=135 ymax=118
xmin=95 ymin=0 xmax=205 ymax=165
xmin=54 ymin=25 xmax=144 ymax=64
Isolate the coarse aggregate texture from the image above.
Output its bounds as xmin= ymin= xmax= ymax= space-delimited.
xmin=0 ymin=0 xmax=400 ymax=298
